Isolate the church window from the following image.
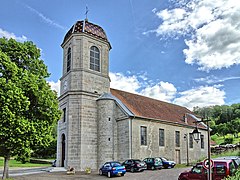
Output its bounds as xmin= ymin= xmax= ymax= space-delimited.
xmin=67 ymin=47 xmax=71 ymax=72
xmin=201 ymin=135 xmax=204 ymax=149
xmin=159 ymin=129 xmax=165 ymax=146
xmin=63 ymin=108 xmax=66 ymax=122
xmin=189 ymin=133 xmax=193 ymax=148
xmin=140 ymin=126 xmax=147 ymax=145
xmin=175 ymin=131 xmax=180 ymax=147
xmin=90 ymin=46 xmax=100 ymax=71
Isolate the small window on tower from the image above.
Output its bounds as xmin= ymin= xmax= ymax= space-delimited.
xmin=67 ymin=47 xmax=71 ymax=72
xmin=63 ymin=108 xmax=66 ymax=122
xmin=90 ymin=46 xmax=100 ymax=71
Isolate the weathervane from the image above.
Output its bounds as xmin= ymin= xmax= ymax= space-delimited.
xmin=85 ymin=5 xmax=89 ymax=21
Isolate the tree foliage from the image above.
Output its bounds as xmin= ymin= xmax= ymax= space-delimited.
xmin=0 ymin=38 xmax=61 ymax=179
xmin=193 ymin=104 xmax=240 ymax=138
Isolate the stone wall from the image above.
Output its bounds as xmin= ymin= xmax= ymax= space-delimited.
xmin=131 ymin=118 xmax=208 ymax=163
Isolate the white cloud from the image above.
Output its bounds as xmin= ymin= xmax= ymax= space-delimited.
xmin=110 ymin=72 xmax=177 ymax=102
xmin=152 ymin=8 xmax=157 ymax=13
xmin=25 ymin=5 xmax=66 ymax=30
xmin=0 ymin=28 xmax=27 ymax=42
xmin=173 ymin=85 xmax=225 ymax=110
xmin=109 ymin=72 xmax=141 ymax=93
xmin=194 ymin=75 xmax=240 ymax=84
xmin=48 ymin=80 xmax=60 ymax=96
xmin=148 ymin=0 xmax=240 ymax=71
xmin=140 ymin=81 xmax=177 ymax=102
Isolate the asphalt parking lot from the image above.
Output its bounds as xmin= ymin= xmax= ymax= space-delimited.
xmin=11 ymin=167 xmax=190 ymax=180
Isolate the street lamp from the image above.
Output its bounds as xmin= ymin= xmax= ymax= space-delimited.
xmin=192 ymin=127 xmax=201 ymax=143
xmin=192 ymin=119 xmax=211 ymax=180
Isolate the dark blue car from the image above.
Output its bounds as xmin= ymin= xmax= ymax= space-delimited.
xmin=159 ymin=157 xmax=176 ymax=168
xmin=99 ymin=161 xmax=126 ymax=178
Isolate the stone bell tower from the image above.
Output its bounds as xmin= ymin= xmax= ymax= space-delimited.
xmin=57 ymin=19 xmax=111 ymax=170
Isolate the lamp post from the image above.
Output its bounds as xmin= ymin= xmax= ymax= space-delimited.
xmin=183 ymin=134 xmax=189 ymax=166
xmin=192 ymin=119 xmax=211 ymax=180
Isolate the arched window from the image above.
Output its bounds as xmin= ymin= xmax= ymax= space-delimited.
xmin=67 ymin=47 xmax=71 ymax=72
xmin=90 ymin=46 xmax=100 ymax=71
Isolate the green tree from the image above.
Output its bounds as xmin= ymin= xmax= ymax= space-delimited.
xmin=0 ymin=38 xmax=61 ymax=179
xmin=232 ymin=103 xmax=240 ymax=119
xmin=228 ymin=118 xmax=240 ymax=138
xmin=217 ymin=123 xmax=229 ymax=139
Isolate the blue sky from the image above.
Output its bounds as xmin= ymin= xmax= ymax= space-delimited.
xmin=1 ymin=0 xmax=240 ymax=110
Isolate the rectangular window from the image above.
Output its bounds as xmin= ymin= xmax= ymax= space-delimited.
xmin=201 ymin=135 xmax=204 ymax=149
xmin=189 ymin=133 xmax=193 ymax=148
xmin=63 ymin=108 xmax=66 ymax=122
xmin=159 ymin=129 xmax=165 ymax=146
xmin=175 ymin=131 xmax=180 ymax=147
xmin=140 ymin=126 xmax=147 ymax=146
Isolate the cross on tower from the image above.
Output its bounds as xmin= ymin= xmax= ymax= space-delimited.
xmin=85 ymin=6 xmax=89 ymax=21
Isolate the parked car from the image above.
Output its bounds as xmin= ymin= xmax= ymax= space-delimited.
xmin=159 ymin=157 xmax=176 ymax=168
xmin=178 ymin=159 xmax=237 ymax=180
xmin=122 ymin=159 xmax=147 ymax=172
xmin=99 ymin=161 xmax=126 ymax=178
xmin=214 ymin=156 xmax=240 ymax=168
xmin=143 ymin=157 xmax=163 ymax=170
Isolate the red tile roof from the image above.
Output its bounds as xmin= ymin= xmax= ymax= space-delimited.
xmin=110 ymin=88 xmax=205 ymax=128
xmin=62 ymin=20 xmax=110 ymax=46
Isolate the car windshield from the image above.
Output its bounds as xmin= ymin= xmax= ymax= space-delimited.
xmin=133 ymin=160 xmax=141 ymax=163
xmin=192 ymin=165 xmax=203 ymax=174
xmin=161 ymin=157 xmax=168 ymax=161
xmin=111 ymin=162 xmax=121 ymax=167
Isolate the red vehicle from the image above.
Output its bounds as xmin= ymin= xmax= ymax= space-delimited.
xmin=178 ymin=159 xmax=237 ymax=180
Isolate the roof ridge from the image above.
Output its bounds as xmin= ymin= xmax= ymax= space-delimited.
xmin=110 ymin=88 xmax=190 ymax=110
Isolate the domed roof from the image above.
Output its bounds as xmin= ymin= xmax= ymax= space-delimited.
xmin=62 ymin=20 xmax=110 ymax=46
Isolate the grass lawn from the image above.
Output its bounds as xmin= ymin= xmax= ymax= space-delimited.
xmin=175 ymin=164 xmax=190 ymax=168
xmin=0 ymin=157 xmax=51 ymax=168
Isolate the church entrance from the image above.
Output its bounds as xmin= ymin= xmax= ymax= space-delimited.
xmin=61 ymin=134 xmax=65 ymax=167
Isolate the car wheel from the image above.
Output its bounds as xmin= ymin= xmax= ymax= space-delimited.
xmin=107 ymin=171 xmax=111 ymax=178
xmin=99 ymin=170 xmax=103 ymax=175
xmin=121 ymin=173 xmax=125 ymax=176
xmin=130 ymin=167 xmax=134 ymax=173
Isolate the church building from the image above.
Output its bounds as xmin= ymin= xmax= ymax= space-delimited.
xmin=57 ymin=19 xmax=208 ymax=171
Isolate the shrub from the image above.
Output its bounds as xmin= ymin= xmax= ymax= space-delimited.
xmin=224 ymin=137 xmax=233 ymax=144
xmin=224 ymin=169 xmax=240 ymax=180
